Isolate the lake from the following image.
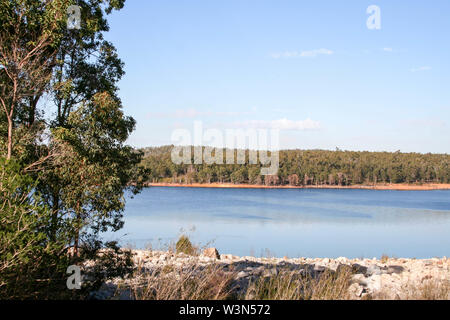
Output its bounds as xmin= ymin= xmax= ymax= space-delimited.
xmin=106 ymin=187 xmax=450 ymax=259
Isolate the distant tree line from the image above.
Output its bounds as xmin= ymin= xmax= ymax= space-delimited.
xmin=140 ymin=146 xmax=450 ymax=186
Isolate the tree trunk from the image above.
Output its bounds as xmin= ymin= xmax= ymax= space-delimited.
xmin=50 ymin=193 xmax=60 ymax=242
xmin=7 ymin=116 xmax=13 ymax=160
xmin=74 ymin=201 xmax=81 ymax=258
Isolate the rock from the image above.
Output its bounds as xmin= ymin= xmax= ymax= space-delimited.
xmin=328 ymin=262 xmax=341 ymax=271
xmin=253 ymin=266 xmax=265 ymax=276
xmin=199 ymin=256 xmax=214 ymax=263
xmin=221 ymin=254 xmax=233 ymax=260
xmin=352 ymin=263 xmax=368 ymax=274
xmin=313 ymin=265 xmax=326 ymax=272
xmin=336 ymin=257 xmax=349 ymax=264
xmin=366 ymin=264 xmax=385 ymax=276
xmin=386 ymin=265 xmax=404 ymax=274
xmin=263 ymin=268 xmax=278 ymax=278
xmin=366 ymin=274 xmax=382 ymax=292
xmin=96 ymin=249 xmax=450 ymax=300
xmin=159 ymin=254 xmax=168 ymax=261
xmin=236 ymin=271 xmax=249 ymax=279
xmin=202 ymin=247 xmax=220 ymax=259
xmin=336 ymin=264 xmax=352 ymax=274
xmin=349 ymin=283 xmax=365 ymax=298
xmin=351 ymin=274 xmax=367 ymax=286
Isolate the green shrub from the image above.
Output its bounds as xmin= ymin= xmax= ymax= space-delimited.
xmin=0 ymin=159 xmax=135 ymax=299
xmin=176 ymin=235 xmax=196 ymax=256
xmin=0 ymin=159 xmax=70 ymax=299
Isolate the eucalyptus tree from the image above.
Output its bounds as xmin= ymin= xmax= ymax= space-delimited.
xmin=0 ymin=0 xmax=146 ymax=298
xmin=0 ymin=0 xmax=69 ymax=160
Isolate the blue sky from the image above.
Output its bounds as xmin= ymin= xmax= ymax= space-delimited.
xmin=104 ymin=0 xmax=450 ymax=153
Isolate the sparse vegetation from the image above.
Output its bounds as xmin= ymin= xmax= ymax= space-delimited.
xmin=176 ymin=235 xmax=197 ymax=256
xmin=243 ymin=268 xmax=353 ymax=300
xmin=408 ymin=279 xmax=450 ymax=300
xmin=130 ymin=262 xmax=236 ymax=300
xmin=373 ymin=279 xmax=450 ymax=300
xmin=381 ymin=254 xmax=389 ymax=264
xmin=128 ymin=261 xmax=355 ymax=301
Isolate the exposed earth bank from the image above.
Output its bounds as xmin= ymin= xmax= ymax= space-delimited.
xmin=146 ymin=182 xmax=450 ymax=191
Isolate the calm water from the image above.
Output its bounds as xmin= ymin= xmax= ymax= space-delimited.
xmin=105 ymin=187 xmax=450 ymax=259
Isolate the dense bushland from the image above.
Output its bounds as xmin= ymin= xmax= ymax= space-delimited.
xmin=140 ymin=146 xmax=450 ymax=186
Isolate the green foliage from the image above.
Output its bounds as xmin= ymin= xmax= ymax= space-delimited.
xmin=140 ymin=146 xmax=450 ymax=186
xmin=76 ymin=239 xmax=135 ymax=295
xmin=0 ymin=0 xmax=146 ymax=299
xmin=176 ymin=235 xmax=196 ymax=256
xmin=0 ymin=158 xmax=70 ymax=299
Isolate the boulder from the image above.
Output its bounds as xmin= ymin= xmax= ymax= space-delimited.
xmin=351 ymin=263 xmax=368 ymax=274
xmin=351 ymin=274 xmax=368 ymax=286
xmin=366 ymin=264 xmax=387 ymax=276
xmin=236 ymin=271 xmax=249 ymax=279
xmin=348 ymin=283 xmax=365 ymax=298
xmin=313 ymin=264 xmax=326 ymax=272
xmin=202 ymin=247 xmax=220 ymax=259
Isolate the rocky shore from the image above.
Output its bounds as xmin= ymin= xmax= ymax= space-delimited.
xmin=92 ymin=249 xmax=450 ymax=300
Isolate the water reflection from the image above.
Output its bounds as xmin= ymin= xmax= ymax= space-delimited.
xmin=104 ymin=188 xmax=450 ymax=258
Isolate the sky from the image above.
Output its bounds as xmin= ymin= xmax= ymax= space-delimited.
xmin=104 ymin=0 xmax=450 ymax=153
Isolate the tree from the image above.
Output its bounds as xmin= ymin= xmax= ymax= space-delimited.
xmin=0 ymin=0 xmax=68 ymax=159
xmin=248 ymin=166 xmax=262 ymax=184
xmin=50 ymin=92 xmax=143 ymax=255
xmin=287 ymin=173 xmax=299 ymax=186
xmin=230 ymin=166 xmax=247 ymax=184
xmin=0 ymin=0 xmax=144 ymax=298
xmin=0 ymin=158 xmax=70 ymax=299
xmin=139 ymin=146 xmax=450 ymax=186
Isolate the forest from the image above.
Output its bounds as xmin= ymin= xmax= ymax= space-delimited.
xmin=140 ymin=145 xmax=450 ymax=186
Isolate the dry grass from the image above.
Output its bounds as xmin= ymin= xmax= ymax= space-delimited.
xmin=373 ymin=279 xmax=450 ymax=300
xmin=118 ymin=257 xmax=450 ymax=300
xmin=412 ymin=279 xmax=450 ymax=300
xmin=408 ymin=280 xmax=450 ymax=300
xmin=129 ymin=261 xmax=237 ymax=300
xmin=127 ymin=258 xmax=355 ymax=300
xmin=243 ymin=267 xmax=354 ymax=300
xmin=369 ymin=278 xmax=450 ymax=300
xmin=380 ymin=254 xmax=389 ymax=264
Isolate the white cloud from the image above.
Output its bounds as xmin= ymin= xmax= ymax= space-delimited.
xmin=233 ymin=118 xmax=321 ymax=131
xmin=382 ymin=47 xmax=393 ymax=52
xmin=271 ymin=48 xmax=333 ymax=59
xmin=410 ymin=66 xmax=431 ymax=72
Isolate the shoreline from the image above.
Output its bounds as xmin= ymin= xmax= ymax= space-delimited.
xmin=145 ymin=182 xmax=450 ymax=191
xmin=93 ymin=249 xmax=450 ymax=300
